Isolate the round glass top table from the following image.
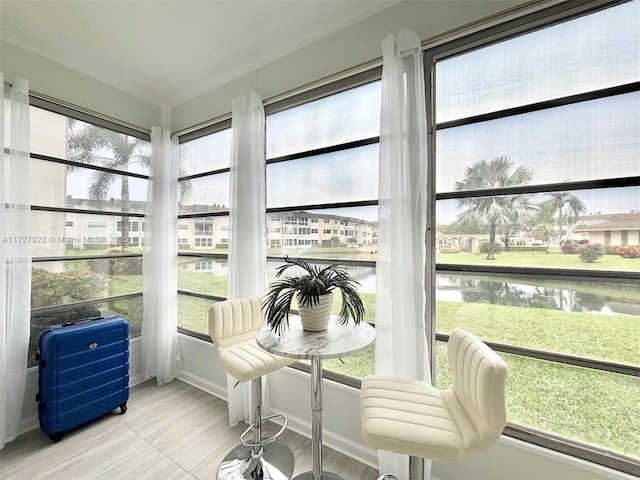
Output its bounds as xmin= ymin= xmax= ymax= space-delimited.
xmin=256 ymin=317 xmax=376 ymax=480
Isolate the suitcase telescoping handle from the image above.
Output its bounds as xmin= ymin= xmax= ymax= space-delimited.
xmin=61 ymin=316 xmax=105 ymax=327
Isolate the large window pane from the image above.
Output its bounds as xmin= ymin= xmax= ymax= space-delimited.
xmin=178 ymin=256 xmax=228 ymax=297
xmin=267 ymin=206 xmax=377 ymax=259
xmin=178 ymin=294 xmax=215 ymax=334
xmin=27 ymin=105 xmax=148 ymax=369
xmin=266 ymin=81 xmax=381 ymax=158
xmin=32 ymin=257 xmax=143 ymax=309
xmin=265 ymin=81 xmax=381 ymax=382
xmin=66 ymin=120 xmax=150 ymax=175
xmin=30 ymin=211 xmax=146 ymax=254
xmin=436 ymin=187 xmax=640 ymax=272
xmin=178 ymin=173 xmax=230 ymax=215
xmin=267 ymin=145 xmax=378 ymax=208
xmin=31 ymin=158 xmax=148 ymax=212
xmin=434 ymin=2 xmax=640 ymax=468
xmin=436 ymin=1 xmax=640 ymax=122
xmin=435 ymin=274 xmax=639 ymax=366
xmin=177 ymin=127 xmax=232 ymax=336
xmin=436 ymin=92 xmax=640 ymax=192
xmin=180 ymin=129 xmax=231 ymax=176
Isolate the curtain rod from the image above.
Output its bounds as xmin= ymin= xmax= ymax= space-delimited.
xmin=29 ymin=89 xmax=151 ymax=138
xmin=4 ymin=78 xmax=150 ymax=137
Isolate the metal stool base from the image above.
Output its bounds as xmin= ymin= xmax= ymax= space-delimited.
xmin=217 ymin=440 xmax=294 ymax=480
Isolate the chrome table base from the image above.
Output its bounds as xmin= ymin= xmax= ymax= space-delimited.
xmin=293 ymin=472 xmax=343 ymax=480
xmin=255 ymin=322 xmax=376 ymax=480
xmin=217 ymin=441 xmax=294 ymax=480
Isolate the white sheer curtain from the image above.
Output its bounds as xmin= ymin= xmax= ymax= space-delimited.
xmin=141 ymin=126 xmax=182 ymax=385
xmin=226 ymin=91 xmax=267 ymax=426
xmin=375 ymin=31 xmax=431 ymax=479
xmin=0 ymin=75 xmax=31 ymax=449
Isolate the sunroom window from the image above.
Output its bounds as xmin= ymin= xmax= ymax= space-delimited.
xmin=176 ymin=124 xmax=231 ymax=336
xmin=264 ymin=80 xmax=381 ymax=382
xmin=430 ymin=0 xmax=640 ymax=471
xmin=27 ymin=105 xmax=149 ymax=364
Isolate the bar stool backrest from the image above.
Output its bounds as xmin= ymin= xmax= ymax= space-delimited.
xmin=448 ymin=328 xmax=508 ymax=451
xmin=208 ymin=296 xmax=265 ymax=350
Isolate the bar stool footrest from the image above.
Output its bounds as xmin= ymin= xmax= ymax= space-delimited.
xmin=240 ymin=413 xmax=288 ymax=448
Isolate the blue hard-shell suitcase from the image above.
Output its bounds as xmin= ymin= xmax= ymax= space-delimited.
xmin=36 ymin=315 xmax=130 ymax=442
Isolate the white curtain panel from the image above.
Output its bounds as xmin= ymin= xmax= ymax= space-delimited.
xmin=375 ymin=31 xmax=431 ymax=479
xmin=142 ymin=126 xmax=182 ymax=385
xmin=226 ymin=92 xmax=267 ymax=426
xmin=0 ymin=75 xmax=31 ymax=449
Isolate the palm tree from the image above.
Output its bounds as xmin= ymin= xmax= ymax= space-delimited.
xmin=455 ymin=156 xmax=537 ymax=260
xmin=67 ymin=120 xmax=192 ymax=249
xmin=541 ymin=191 xmax=586 ymax=247
xmin=497 ymin=194 xmax=539 ymax=251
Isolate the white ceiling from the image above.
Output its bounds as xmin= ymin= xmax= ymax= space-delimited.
xmin=1 ymin=0 xmax=399 ymax=106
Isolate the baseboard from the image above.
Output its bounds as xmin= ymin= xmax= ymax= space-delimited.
xmin=177 ymin=370 xmax=227 ymax=401
xmin=19 ymin=414 xmax=39 ymax=437
xmin=129 ymin=374 xmax=147 ymax=387
xmin=280 ymin=407 xmax=379 ymax=469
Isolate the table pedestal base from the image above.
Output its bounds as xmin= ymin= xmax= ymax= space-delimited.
xmin=217 ymin=441 xmax=294 ymax=480
xmin=293 ymin=471 xmax=343 ymax=480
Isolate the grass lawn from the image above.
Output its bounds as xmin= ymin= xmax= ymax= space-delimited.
xmin=437 ymin=250 xmax=639 ymax=271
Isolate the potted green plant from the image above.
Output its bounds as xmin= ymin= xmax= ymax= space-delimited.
xmin=262 ymin=256 xmax=365 ymax=335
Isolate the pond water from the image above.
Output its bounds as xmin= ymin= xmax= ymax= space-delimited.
xmin=181 ymin=258 xmax=640 ymax=317
xmin=435 ymin=274 xmax=640 ymax=316
xmin=355 ymin=269 xmax=639 ymax=317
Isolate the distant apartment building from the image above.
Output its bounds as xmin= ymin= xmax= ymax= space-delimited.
xmin=63 ymin=199 xmax=377 ymax=251
xmin=266 ymin=211 xmax=377 ymax=250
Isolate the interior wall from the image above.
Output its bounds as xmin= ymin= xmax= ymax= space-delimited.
xmin=0 ymin=41 xmax=161 ymax=130
xmin=171 ymin=0 xmax=528 ymax=132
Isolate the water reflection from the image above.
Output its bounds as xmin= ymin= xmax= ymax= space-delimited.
xmin=179 ymin=257 xmax=639 ymax=316
xmin=437 ymin=275 xmax=640 ymax=316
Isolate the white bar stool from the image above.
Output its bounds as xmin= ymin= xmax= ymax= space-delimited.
xmin=209 ymin=296 xmax=297 ymax=480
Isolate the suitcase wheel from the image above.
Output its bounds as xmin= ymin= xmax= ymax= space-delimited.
xmin=49 ymin=432 xmax=64 ymax=443
xmin=119 ymin=403 xmax=128 ymax=414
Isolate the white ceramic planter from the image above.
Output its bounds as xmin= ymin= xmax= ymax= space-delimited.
xmin=298 ymin=292 xmax=334 ymax=331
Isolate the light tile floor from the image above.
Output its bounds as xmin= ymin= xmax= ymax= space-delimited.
xmin=0 ymin=379 xmax=379 ymax=480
